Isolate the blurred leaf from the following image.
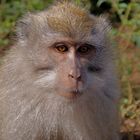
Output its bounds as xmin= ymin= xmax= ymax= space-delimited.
xmin=132 ymin=34 xmax=140 ymax=47
xmin=119 ymin=3 xmax=128 ymax=9
xmin=111 ymin=28 xmax=118 ymax=36
xmin=0 ymin=39 xmax=9 ymax=46
xmin=97 ymin=0 xmax=107 ymax=7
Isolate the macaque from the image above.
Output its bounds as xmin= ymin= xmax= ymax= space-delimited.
xmin=0 ymin=1 xmax=120 ymax=140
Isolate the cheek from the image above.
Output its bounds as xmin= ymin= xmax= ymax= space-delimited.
xmin=56 ymin=68 xmax=70 ymax=87
xmin=86 ymin=71 xmax=105 ymax=90
xmin=34 ymin=71 xmax=57 ymax=88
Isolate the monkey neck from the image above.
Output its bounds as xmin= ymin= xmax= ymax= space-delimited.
xmin=1 ymin=89 xmax=117 ymax=140
xmin=29 ymin=93 xmax=116 ymax=140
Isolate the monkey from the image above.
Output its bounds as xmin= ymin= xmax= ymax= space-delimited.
xmin=0 ymin=1 xmax=120 ymax=140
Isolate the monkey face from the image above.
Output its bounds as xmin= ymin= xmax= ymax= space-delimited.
xmin=16 ymin=2 xmax=113 ymax=100
xmin=32 ymin=36 xmax=108 ymax=99
xmin=51 ymin=39 xmax=96 ymax=99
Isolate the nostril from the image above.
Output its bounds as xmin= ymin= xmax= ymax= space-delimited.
xmin=68 ymin=68 xmax=81 ymax=80
xmin=68 ymin=74 xmax=74 ymax=78
xmin=68 ymin=73 xmax=81 ymax=81
xmin=77 ymin=75 xmax=81 ymax=81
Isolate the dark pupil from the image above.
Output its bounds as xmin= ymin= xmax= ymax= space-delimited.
xmin=79 ymin=46 xmax=89 ymax=53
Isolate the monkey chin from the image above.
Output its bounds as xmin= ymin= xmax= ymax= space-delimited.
xmin=59 ymin=90 xmax=82 ymax=100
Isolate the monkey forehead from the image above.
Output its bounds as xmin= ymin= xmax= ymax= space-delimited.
xmin=37 ymin=2 xmax=95 ymax=38
xmin=16 ymin=1 xmax=111 ymax=47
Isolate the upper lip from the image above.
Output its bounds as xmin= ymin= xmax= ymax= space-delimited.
xmin=71 ymin=89 xmax=81 ymax=94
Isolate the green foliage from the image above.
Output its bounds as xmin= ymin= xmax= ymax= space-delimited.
xmin=111 ymin=0 xmax=140 ymax=47
xmin=90 ymin=0 xmax=140 ymax=47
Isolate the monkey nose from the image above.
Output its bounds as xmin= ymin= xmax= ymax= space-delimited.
xmin=68 ymin=70 xmax=81 ymax=81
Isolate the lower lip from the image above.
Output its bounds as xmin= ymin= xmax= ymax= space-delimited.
xmin=59 ymin=90 xmax=82 ymax=99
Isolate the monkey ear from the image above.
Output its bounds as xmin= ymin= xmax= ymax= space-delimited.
xmin=95 ymin=16 xmax=111 ymax=34
xmin=16 ymin=13 xmax=32 ymax=42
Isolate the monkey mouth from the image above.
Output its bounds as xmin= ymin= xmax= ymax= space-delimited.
xmin=66 ymin=89 xmax=82 ymax=99
xmin=71 ymin=89 xmax=81 ymax=95
xmin=59 ymin=89 xmax=82 ymax=99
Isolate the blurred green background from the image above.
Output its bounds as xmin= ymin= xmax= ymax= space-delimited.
xmin=0 ymin=0 xmax=140 ymax=139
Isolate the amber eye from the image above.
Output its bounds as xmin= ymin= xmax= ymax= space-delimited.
xmin=55 ymin=44 xmax=68 ymax=53
xmin=78 ymin=44 xmax=92 ymax=54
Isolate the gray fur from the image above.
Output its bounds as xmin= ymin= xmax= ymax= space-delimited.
xmin=0 ymin=2 xmax=120 ymax=140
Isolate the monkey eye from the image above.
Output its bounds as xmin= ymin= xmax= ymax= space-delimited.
xmin=55 ymin=44 xmax=68 ymax=53
xmin=77 ymin=44 xmax=93 ymax=54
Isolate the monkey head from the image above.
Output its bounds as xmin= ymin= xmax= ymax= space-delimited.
xmin=16 ymin=2 xmax=116 ymax=101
